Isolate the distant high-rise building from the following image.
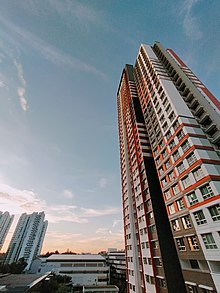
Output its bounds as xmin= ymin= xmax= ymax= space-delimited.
xmin=0 ymin=211 xmax=14 ymax=251
xmin=117 ymin=42 xmax=220 ymax=293
xmin=4 ymin=212 xmax=48 ymax=270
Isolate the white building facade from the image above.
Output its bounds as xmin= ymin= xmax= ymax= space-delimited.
xmin=0 ymin=211 xmax=14 ymax=250
xmin=4 ymin=212 xmax=48 ymax=270
xmin=39 ymin=254 xmax=109 ymax=287
xmin=117 ymin=42 xmax=220 ymax=293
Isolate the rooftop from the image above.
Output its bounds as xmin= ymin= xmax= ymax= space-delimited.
xmin=47 ymin=254 xmax=106 ymax=261
xmin=0 ymin=273 xmax=51 ymax=292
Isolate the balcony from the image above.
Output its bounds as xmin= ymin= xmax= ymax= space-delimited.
xmin=204 ymin=123 xmax=216 ymax=134
xmin=184 ymin=92 xmax=194 ymax=102
xmin=211 ymin=131 xmax=220 ymax=144
xmin=198 ymin=113 xmax=210 ymax=124
xmin=190 ymin=99 xmax=198 ymax=109
xmin=193 ymin=105 xmax=204 ymax=116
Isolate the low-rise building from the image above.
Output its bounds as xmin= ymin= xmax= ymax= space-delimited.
xmin=83 ymin=285 xmax=119 ymax=293
xmin=39 ymin=254 xmax=109 ymax=287
xmin=0 ymin=272 xmax=51 ymax=292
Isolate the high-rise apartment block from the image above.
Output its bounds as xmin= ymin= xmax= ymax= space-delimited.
xmin=4 ymin=212 xmax=48 ymax=270
xmin=0 ymin=211 xmax=14 ymax=250
xmin=117 ymin=42 xmax=220 ymax=293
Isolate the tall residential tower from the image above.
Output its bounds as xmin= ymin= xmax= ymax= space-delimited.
xmin=117 ymin=42 xmax=220 ymax=293
xmin=0 ymin=211 xmax=14 ymax=251
xmin=4 ymin=212 xmax=48 ymax=270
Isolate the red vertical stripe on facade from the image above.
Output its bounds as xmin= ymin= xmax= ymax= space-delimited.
xmin=200 ymin=87 xmax=220 ymax=111
xmin=166 ymin=49 xmax=186 ymax=67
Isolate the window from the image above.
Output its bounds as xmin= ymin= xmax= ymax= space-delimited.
xmin=186 ymin=152 xmax=197 ymax=166
xmin=168 ymin=203 xmax=175 ymax=215
xmin=173 ymin=150 xmax=180 ymax=161
xmin=177 ymin=130 xmax=185 ymax=141
xmin=200 ymin=184 xmax=214 ymax=199
xmin=161 ymin=150 xmax=167 ymax=159
xmin=187 ymin=285 xmax=198 ymax=293
xmin=193 ymin=167 xmax=204 ymax=181
xmin=172 ymin=184 xmax=180 ymax=195
xmin=169 ymin=111 xmax=175 ymax=122
xmin=187 ymin=192 xmax=199 ymax=206
xmin=145 ymin=274 xmax=155 ymax=284
xmin=201 ymin=289 xmax=213 ymax=293
xmin=201 ymin=233 xmax=217 ymax=249
xmin=169 ymin=140 xmax=176 ymax=151
xmin=177 ymin=162 xmax=185 ymax=174
xmin=162 ymin=122 xmax=168 ymax=132
xmin=187 ymin=235 xmax=199 ymax=251
xmin=164 ymin=160 xmax=171 ymax=169
xmin=208 ymin=204 xmax=220 ymax=221
xmin=164 ymin=189 xmax=171 ymax=200
xmin=168 ymin=171 xmax=175 ymax=181
xmin=147 ymin=212 xmax=153 ymax=219
xmin=166 ymin=130 xmax=172 ymax=140
xmin=156 ymin=277 xmax=166 ymax=288
xmin=156 ymin=158 xmax=161 ymax=166
xmin=182 ymin=176 xmax=191 ymax=188
xmin=181 ymin=140 xmax=190 ymax=152
xmin=190 ymin=260 xmax=200 ymax=269
xmin=193 ymin=210 xmax=207 ymax=225
xmin=166 ymin=104 xmax=171 ymax=115
xmin=161 ymin=177 xmax=167 ymax=187
xmin=172 ymin=219 xmax=181 ymax=231
xmin=173 ymin=120 xmax=180 ymax=130
xmin=176 ymin=237 xmax=186 ymax=251
xmin=158 ymin=167 xmax=164 ymax=176
xmin=154 ymin=258 xmax=162 ymax=266
xmin=149 ymin=225 xmax=156 ymax=233
xmin=176 ymin=198 xmax=185 ymax=211
xmin=147 ymin=258 xmax=152 ymax=265
xmin=181 ymin=215 xmax=192 ymax=229
xmin=160 ymin=140 xmax=165 ymax=149
xmin=160 ymin=115 xmax=165 ymax=124
xmin=152 ymin=240 xmax=159 ymax=249
xmin=162 ymin=98 xmax=168 ymax=107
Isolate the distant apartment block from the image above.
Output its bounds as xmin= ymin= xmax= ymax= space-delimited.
xmin=117 ymin=42 xmax=220 ymax=293
xmin=0 ymin=211 xmax=14 ymax=251
xmin=4 ymin=212 xmax=48 ymax=270
xmin=107 ymin=250 xmax=126 ymax=279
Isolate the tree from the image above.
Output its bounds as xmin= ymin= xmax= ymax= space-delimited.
xmin=0 ymin=257 xmax=27 ymax=274
xmin=40 ymin=274 xmax=72 ymax=293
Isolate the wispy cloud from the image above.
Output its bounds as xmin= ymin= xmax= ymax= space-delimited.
xmin=77 ymin=232 xmax=123 ymax=246
xmin=62 ymin=189 xmax=74 ymax=199
xmin=99 ymin=177 xmax=108 ymax=189
xmin=46 ymin=230 xmax=82 ymax=240
xmin=80 ymin=207 xmax=121 ymax=217
xmin=0 ymin=183 xmax=86 ymax=224
xmin=17 ymin=87 xmax=28 ymax=111
xmin=0 ymin=81 xmax=7 ymax=88
xmin=13 ymin=59 xmax=26 ymax=87
xmin=112 ymin=219 xmax=122 ymax=228
xmin=21 ymin=0 xmax=100 ymax=30
xmin=48 ymin=0 xmax=99 ymax=27
xmin=179 ymin=0 xmax=203 ymax=40
xmin=96 ymin=227 xmax=112 ymax=235
xmin=0 ymin=183 xmax=120 ymax=223
xmin=0 ymin=52 xmax=6 ymax=63
xmin=0 ymin=14 xmax=106 ymax=79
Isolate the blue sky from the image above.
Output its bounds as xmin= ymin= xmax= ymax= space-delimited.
xmin=0 ymin=0 xmax=219 ymax=253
